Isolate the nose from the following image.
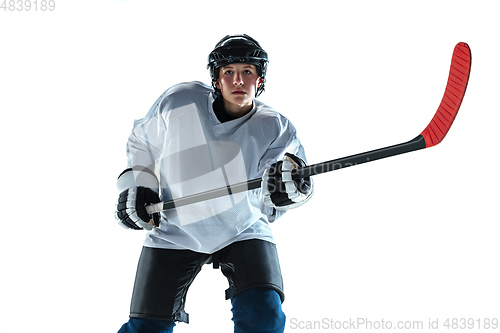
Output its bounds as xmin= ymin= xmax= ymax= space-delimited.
xmin=233 ymin=71 xmax=244 ymax=85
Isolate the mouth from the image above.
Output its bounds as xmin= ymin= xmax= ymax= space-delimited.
xmin=232 ymin=90 xmax=246 ymax=95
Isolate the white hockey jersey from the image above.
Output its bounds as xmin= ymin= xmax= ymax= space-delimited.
xmin=125 ymin=81 xmax=308 ymax=254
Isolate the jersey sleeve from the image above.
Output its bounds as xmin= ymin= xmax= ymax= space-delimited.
xmin=253 ymin=112 xmax=309 ymax=222
xmin=256 ymin=113 xmax=307 ymax=175
xmin=125 ymin=96 xmax=167 ymax=174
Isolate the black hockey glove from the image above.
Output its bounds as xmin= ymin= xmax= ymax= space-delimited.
xmin=115 ymin=187 xmax=161 ymax=230
xmin=262 ymin=153 xmax=314 ymax=210
xmin=114 ymin=168 xmax=161 ymax=230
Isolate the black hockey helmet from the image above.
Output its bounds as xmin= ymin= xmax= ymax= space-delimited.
xmin=207 ymin=34 xmax=268 ymax=97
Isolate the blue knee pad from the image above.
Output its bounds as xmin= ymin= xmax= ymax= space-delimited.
xmin=118 ymin=318 xmax=175 ymax=333
xmin=231 ymin=288 xmax=286 ymax=333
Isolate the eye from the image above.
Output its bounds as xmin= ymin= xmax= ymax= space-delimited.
xmin=224 ymin=70 xmax=233 ymax=75
xmin=243 ymin=69 xmax=253 ymax=74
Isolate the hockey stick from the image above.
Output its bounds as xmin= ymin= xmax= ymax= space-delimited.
xmin=146 ymin=42 xmax=471 ymax=214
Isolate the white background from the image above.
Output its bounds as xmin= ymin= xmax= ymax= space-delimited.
xmin=1 ymin=0 xmax=499 ymax=332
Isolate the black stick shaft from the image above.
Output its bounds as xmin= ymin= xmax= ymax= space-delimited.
xmin=299 ymin=135 xmax=426 ymax=178
xmin=160 ymin=178 xmax=261 ymax=211
xmin=153 ymin=135 xmax=426 ymax=212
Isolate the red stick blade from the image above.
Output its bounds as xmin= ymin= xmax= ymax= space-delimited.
xmin=420 ymin=42 xmax=472 ymax=148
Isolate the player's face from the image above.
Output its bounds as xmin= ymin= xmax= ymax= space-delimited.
xmin=216 ymin=63 xmax=262 ymax=117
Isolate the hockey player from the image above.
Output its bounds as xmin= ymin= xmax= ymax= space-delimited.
xmin=115 ymin=34 xmax=314 ymax=333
